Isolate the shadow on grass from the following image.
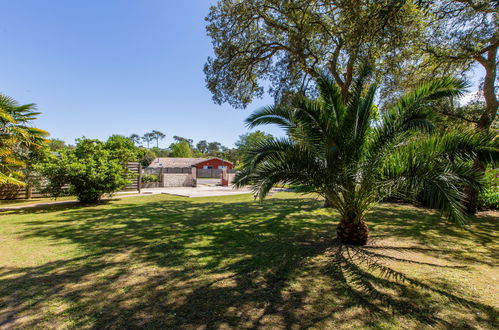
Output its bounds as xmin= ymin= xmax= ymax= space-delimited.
xmin=0 ymin=197 xmax=497 ymax=328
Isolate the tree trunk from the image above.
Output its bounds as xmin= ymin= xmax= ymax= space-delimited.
xmin=465 ymin=46 xmax=498 ymax=214
xmin=465 ymin=158 xmax=486 ymax=214
xmin=336 ymin=218 xmax=369 ymax=245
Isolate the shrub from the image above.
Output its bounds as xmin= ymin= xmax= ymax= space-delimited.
xmin=478 ymin=168 xmax=498 ymax=210
xmin=37 ymin=138 xmax=131 ymax=203
xmin=141 ymin=174 xmax=159 ymax=183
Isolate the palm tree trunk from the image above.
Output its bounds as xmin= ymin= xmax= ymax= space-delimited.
xmin=465 ymin=158 xmax=485 ymax=214
xmin=336 ymin=217 xmax=369 ymax=245
xmin=465 ymin=47 xmax=498 ymax=214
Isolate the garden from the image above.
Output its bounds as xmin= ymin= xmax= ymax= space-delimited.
xmin=0 ymin=0 xmax=498 ymax=329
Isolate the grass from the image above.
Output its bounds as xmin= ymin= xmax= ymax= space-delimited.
xmin=0 ymin=193 xmax=138 ymax=207
xmin=0 ymin=196 xmax=77 ymax=207
xmin=0 ymin=192 xmax=497 ymax=329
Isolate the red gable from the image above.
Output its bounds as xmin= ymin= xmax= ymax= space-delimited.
xmin=194 ymin=157 xmax=234 ymax=169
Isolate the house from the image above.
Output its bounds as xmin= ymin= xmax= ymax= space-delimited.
xmin=147 ymin=157 xmax=234 ymax=170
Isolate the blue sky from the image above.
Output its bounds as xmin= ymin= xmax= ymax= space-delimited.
xmin=0 ymin=0 xmax=280 ymax=148
xmin=0 ymin=1 xmax=483 ymax=148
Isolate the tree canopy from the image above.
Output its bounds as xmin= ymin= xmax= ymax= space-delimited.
xmin=105 ymin=135 xmax=145 ymax=163
xmin=235 ymin=130 xmax=274 ymax=163
xmin=421 ymin=0 xmax=498 ymax=130
xmin=170 ymin=141 xmax=193 ymax=158
xmin=205 ymin=0 xmax=427 ymax=108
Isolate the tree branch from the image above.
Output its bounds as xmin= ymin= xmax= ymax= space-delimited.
xmin=440 ymin=111 xmax=479 ymax=124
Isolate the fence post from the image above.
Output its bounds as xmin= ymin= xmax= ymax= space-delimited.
xmin=138 ymin=164 xmax=142 ymax=194
xmin=25 ymin=184 xmax=33 ymax=199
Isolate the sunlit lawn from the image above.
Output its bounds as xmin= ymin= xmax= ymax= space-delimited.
xmin=0 ymin=192 xmax=497 ymax=329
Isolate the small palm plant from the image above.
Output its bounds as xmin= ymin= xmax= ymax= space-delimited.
xmin=234 ymin=73 xmax=498 ymax=245
xmin=0 ymin=93 xmax=49 ymax=185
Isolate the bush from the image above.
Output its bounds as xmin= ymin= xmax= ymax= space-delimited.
xmin=37 ymin=138 xmax=131 ymax=203
xmin=141 ymin=174 xmax=159 ymax=183
xmin=478 ymin=168 xmax=498 ymax=210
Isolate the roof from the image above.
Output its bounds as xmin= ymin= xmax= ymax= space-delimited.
xmin=148 ymin=158 xmax=207 ymax=168
xmin=147 ymin=157 xmax=234 ymax=168
xmin=196 ymin=157 xmax=234 ymax=166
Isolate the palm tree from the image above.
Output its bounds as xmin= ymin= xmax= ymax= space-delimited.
xmin=234 ymin=73 xmax=498 ymax=245
xmin=151 ymin=130 xmax=166 ymax=148
xmin=0 ymin=93 xmax=49 ymax=185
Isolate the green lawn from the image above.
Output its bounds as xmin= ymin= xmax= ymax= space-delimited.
xmin=0 ymin=193 xmax=138 ymax=207
xmin=0 ymin=193 xmax=497 ymax=329
xmin=0 ymin=196 xmax=77 ymax=207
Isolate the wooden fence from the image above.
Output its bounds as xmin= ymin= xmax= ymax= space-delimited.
xmin=0 ymin=184 xmax=45 ymax=200
xmin=123 ymin=162 xmax=142 ymax=192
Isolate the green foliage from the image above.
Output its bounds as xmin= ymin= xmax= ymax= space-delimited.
xmin=150 ymin=147 xmax=169 ymax=157
xmin=141 ymin=174 xmax=159 ymax=183
xmin=139 ymin=149 xmax=157 ymax=167
xmin=105 ymin=135 xmax=142 ymax=163
xmin=478 ymin=168 xmax=499 ymax=210
xmin=205 ymin=0 xmax=427 ymax=108
xmin=47 ymin=138 xmax=68 ymax=152
xmin=422 ymin=1 xmax=496 ymax=66
xmin=173 ymin=136 xmax=193 ymax=148
xmin=235 ymin=131 xmax=273 ymax=166
xmin=170 ymin=141 xmax=192 ymax=158
xmin=413 ymin=1 xmax=497 ymax=132
xmin=0 ymin=93 xmax=49 ymax=185
xmin=37 ymin=138 xmax=131 ymax=203
xmin=194 ymin=140 xmax=230 ymax=158
xmin=207 ymin=141 xmax=222 ymax=156
xmin=196 ymin=140 xmax=208 ymax=154
xmin=235 ymin=72 xmax=498 ymax=234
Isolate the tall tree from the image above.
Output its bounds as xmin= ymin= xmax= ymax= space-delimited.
xmin=196 ymin=140 xmax=208 ymax=154
xmin=235 ymin=73 xmax=498 ymax=245
xmin=420 ymin=0 xmax=498 ymax=213
xmin=207 ymin=141 xmax=222 ymax=156
xmin=173 ymin=136 xmax=194 ymax=148
xmin=129 ymin=134 xmax=141 ymax=146
xmin=151 ymin=130 xmax=166 ymax=148
xmin=0 ymin=93 xmax=49 ymax=185
xmin=142 ymin=132 xmax=155 ymax=149
xmin=205 ymin=0 xmax=426 ymax=108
